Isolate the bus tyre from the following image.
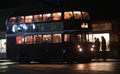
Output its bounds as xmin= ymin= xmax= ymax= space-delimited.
xmin=19 ymin=57 xmax=30 ymax=64
xmin=66 ymin=60 xmax=74 ymax=64
xmin=19 ymin=54 xmax=31 ymax=64
xmin=65 ymin=56 xmax=75 ymax=64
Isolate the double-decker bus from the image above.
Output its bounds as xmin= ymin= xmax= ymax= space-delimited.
xmin=6 ymin=9 xmax=94 ymax=63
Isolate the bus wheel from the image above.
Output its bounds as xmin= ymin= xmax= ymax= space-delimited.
xmin=19 ymin=55 xmax=31 ymax=64
xmin=64 ymin=56 xmax=75 ymax=64
xmin=66 ymin=60 xmax=74 ymax=64
xmin=19 ymin=58 xmax=31 ymax=64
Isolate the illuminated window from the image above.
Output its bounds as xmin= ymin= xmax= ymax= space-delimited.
xmin=18 ymin=16 xmax=24 ymax=23
xmin=64 ymin=11 xmax=73 ymax=20
xmin=43 ymin=35 xmax=51 ymax=43
xmin=25 ymin=36 xmax=33 ymax=44
xmin=73 ymin=11 xmax=82 ymax=19
xmin=52 ymin=12 xmax=61 ymax=21
xmin=16 ymin=36 xmax=24 ymax=44
xmin=34 ymin=14 xmax=42 ymax=22
xmin=53 ymin=34 xmax=62 ymax=43
xmin=43 ymin=13 xmax=51 ymax=21
xmin=64 ymin=34 xmax=70 ymax=42
xmin=77 ymin=34 xmax=82 ymax=42
xmin=77 ymin=34 xmax=86 ymax=43
xmin=81 ymin=22 xmax=88 ymax=28
xmin=34 ymin=35 xmax=42 ymax=44
xmin=12 ymin=24 xmax=23 ymax=32
xmin=25 ymin=15 xmax=33 ymax=23
xmin=8 ymin=17 xmax=16 ymax=24
xmin=86 ymin=34 xmax=93 ymax=42
xmin=82 ymin=12 xmax=90 ymax=20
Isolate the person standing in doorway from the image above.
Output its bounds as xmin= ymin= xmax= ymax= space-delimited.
xmin=94 ymin=37 xmax=100 ymax=60
xmin=101 ymin=36 xmax=107 ymax=61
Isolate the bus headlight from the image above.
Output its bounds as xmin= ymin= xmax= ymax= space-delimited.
xmin=90 ymin=44 xmax=95 ymax=51
xmin=77 ymin=45 xmax=80 ymax=48
xmin=77 ymin=45 xmax=82 ymax=52
xmin=79 ymin=48 xmax=83 ymax=52
xmin=90 ymin=48 xmax=94 ymax=51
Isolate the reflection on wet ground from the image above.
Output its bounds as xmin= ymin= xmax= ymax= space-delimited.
xmin=0 ymin=59 xmax=120 ymax=74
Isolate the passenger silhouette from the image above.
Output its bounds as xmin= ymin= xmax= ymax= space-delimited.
xmin=101 ymin=36 xmax=107 ymax=61
xmin=94 ymin=37 xmax=100 ymax=59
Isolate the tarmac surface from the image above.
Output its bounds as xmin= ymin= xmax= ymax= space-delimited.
xmin=0 ymin=59 xmax=120 ymax=74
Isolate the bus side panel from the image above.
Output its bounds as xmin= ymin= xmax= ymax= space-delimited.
xmin=7 ymin=36 xmax=64 ymax=62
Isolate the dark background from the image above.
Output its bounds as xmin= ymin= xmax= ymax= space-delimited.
xmin=1 ymin=0 xmax=120 ymax=20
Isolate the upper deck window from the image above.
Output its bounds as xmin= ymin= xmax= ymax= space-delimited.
xmin=82 ymin=12 xmax=90 ymax=20
xmin=43 ymin=13 xmax=51 ymax=21
xmin=73 ymin=11 xmax=82 ymax=20
xmin=18 ymin=16 xmax=24 ymax=23
xmin=52 ymin=12 xmax=61 ymax=21
xmin=64 ymin=11 xmax=73 ymax=20
xmin=8 ymin=17 xmax=16 ymax=24
xmin=33 ymin=14 xmax=42 ymax=22
xmin=25 ymin=15 xmax=33 ymax=23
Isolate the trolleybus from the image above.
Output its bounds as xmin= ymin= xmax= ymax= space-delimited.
xmin=6 ymin=9 xmax=94 ymax=63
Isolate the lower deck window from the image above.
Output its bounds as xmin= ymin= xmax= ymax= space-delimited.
xmin=34 ymin=35 xmax=42 ymax=44
xmin=16 ymin=36 xmax=24 ymax=44
xmin=53 ymin=34 xmax=62 ymax=43
xmin=64 ymin=34 xmax=70 ymax=42
xmin=25 ymin=36 xmax=33 ymax=44
xmin=43 ymin=35 xmax=51 ymax=43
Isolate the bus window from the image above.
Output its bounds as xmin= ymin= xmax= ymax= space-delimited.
xmin=77 ymin=34 xmax=82 ymax=43
xmin=18 ymin=16 xmax=24 ymax=23
xmin=64 ymin=11 xmax=73 ymax=20
xmin=16 ymin=36 xmax=24 ymax=44
xmin=53 ymin=34 xmax=62 ymax=43
xmin=73 ymin=11 xmax=82 ymax=20
xmin=77 ymin=34 xmax=86 ymax=43
xmin=25 ymin=36 xmax=33 ymax=44
xmin=81 ymin=22 xmax=88 ymax=28
xmin=12 ymin=24 xmax=24 ymax=33
xmin=34 ymin=35 xmax=42 ymax=44
xmin=82 ymin=34 xmax=86 ymax=42
xmin=43 ymin=35 xmax=51 ymax=43
xmin=86 ymin=34 xmax=93 ymax=42
xmin=43 ymin=13 xmax=51 ymax=21
xmin=82 ymin=12 xmax=90 ymax=20
xmin=34 ymin=14 xmax=42 ymax=22
xmin=8 ymin=17 xmax=16 ymax=24
xmin=25 ymin=15 xmax=33 ymax=23
xmin=64 ymin=34 xmax=70 ymax=42
xmin=52 ymin=12 xmax=61 ymax=21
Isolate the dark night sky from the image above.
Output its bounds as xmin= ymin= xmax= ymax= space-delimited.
xmin=0 ymin=0 xmax=119 ymax=31
xmin=0 ymin=0 xmax=120 ymax=20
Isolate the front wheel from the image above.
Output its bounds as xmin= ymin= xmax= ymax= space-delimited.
xmin=63 ymin=50 xmax=76 ymax=64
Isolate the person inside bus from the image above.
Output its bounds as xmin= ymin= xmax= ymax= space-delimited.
xmin=94 ymin=37 xmax=100 ymax=60
xmin=101 ymin=36 xmax=107 ymax=61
